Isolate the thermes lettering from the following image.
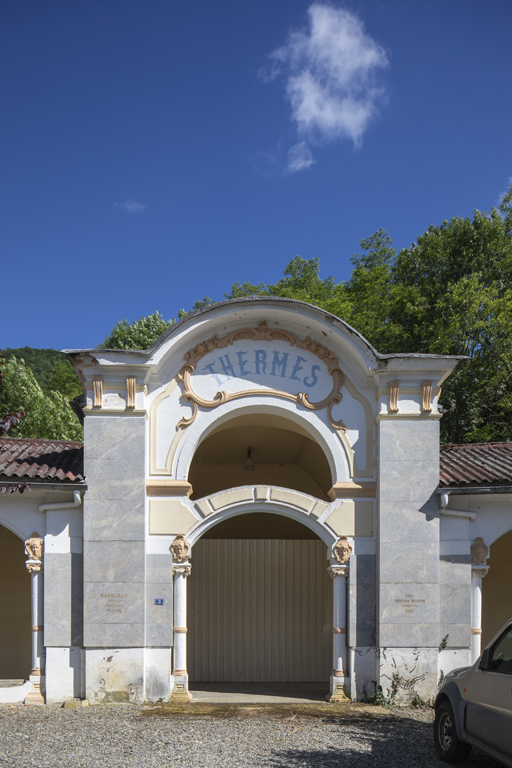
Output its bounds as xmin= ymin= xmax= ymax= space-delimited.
xmin=270 ymin=351 xmax=289 ymax=377
xmin=200 ymin=349 xmax=324 ymax=390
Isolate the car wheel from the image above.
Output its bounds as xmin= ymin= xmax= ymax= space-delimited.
xmin=434 ymin=702 xmax=472 ymax=763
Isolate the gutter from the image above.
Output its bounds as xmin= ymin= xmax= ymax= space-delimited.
xmin=438 ymin=491 xmax=477 ymax=520
xmin=39 ymin=489 xmax=83 ymax=512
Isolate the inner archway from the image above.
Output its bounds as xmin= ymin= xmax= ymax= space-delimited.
xmin=482 ymin=529 xmax=512 ymax=647
xmin=187 ymin=512 xmax=332 ymax=683
xmin=188 ymin=413 xmax=332 ymax=500
xmin=0 ymin=525 xmax=31 ymax=680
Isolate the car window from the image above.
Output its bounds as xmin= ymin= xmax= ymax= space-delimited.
xmin=490 ymin=628 xmax=512 ymax=674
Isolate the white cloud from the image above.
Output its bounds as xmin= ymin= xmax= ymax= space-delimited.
xmin=114 ymin=199 xmax=148 ymax=214
xmin=287 ymin=141 xmax=315 ymax=173
xmin=265 ymin=3 xmax=389 ymax=172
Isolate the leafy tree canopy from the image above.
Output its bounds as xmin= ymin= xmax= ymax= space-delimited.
xmin=0 ymin=356 xmax=83 ymax=441
xmin=1 ymin=347 xmax=82 ymax=399
xmin=99 ymin=299 xmax=215 ymax=350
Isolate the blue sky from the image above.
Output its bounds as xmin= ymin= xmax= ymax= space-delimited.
xmin=2 ymin=0 xmax=511 ymax=350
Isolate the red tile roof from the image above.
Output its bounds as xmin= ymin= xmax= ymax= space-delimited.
xmin=0 ymin=437 xmax=84 ymax=483
xmin=440 ymin=442 xmax=512 ymax=488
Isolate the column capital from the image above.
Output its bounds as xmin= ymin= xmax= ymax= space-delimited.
xmin=25 ymin=533 xmax=44 ymax=572
xmin=328 ymin=565 xmax=349 ymax=578
xmin=172 ymin=563 xmax=191 ymax=576
xmin=471 ymin=566 xmax=488 ymax=578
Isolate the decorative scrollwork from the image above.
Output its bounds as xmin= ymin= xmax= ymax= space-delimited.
xmin=177 ymin=321 xmax=347 ymax=431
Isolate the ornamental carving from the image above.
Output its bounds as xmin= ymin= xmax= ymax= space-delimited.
xmin=471 ymin=537 xmax=489 ymax=565
xmin=421 ymin=380 xmax=433 ymax=413
xmin=333 ymin=536 xmax=352 ymax=565
xmin=388 ymin=381 xmax=399 ymax=414
xmin=170 ymin=535 xmax=189 ymax=563
xmin=176 ymin=321 xmax=347 ymax=431
xmin=25 ymin=533 xmax=44 ymax=572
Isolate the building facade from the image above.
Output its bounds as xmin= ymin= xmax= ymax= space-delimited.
xmin=1 ymin=297 xmax=511 ymax=705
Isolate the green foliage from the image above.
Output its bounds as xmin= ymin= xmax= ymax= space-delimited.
xmin=0 ymin=357 xmax=83 ymax=441
xmin=371 ymin=674 xmax=401 ymax=708
xmin=99 ymin=311 xmax=174 ymax=350
xmin=100 ymin=300 xmax=216 ymax=350
xmin=1 ymin=347 xmax=81 ymax=398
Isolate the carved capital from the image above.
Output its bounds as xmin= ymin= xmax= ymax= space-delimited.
xmin=25 ymin=534 xmax=43 ymax=572
xmin=172 ymin=564 xmax=191 ymax=576
xmin=333 ymin=536 xmax=352 ymax=565
xmin=471 ymin=537 xmax=489 ymax=565
xmin=126 ymin=377 xmax=136 ymax=409
xmin=92 ymin=375 xmax=103 ymax=408
xmin=471 ymin=566 xmax=488 ymax=578
xmin=170 ymin=534 xmax=189 ymax=563
xmin=388 ymin=380 xmax=399 ymax=413
xmin=328 ymin=566 xmax=349 ymax=578
xmin=421 ymin=380 xmax=433 ymax=413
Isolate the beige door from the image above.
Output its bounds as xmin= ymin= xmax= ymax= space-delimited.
xmin=188 ymin=538 xmax=332 ymax=682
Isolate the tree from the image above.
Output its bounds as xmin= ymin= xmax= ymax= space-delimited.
xmin=100 ymin=299 xmax=215 ymax=350
xmin=0 ymin=357 xmax=83 ymax=441
xmin=99 ymin=311 xmax=174 ymax=350
xmin=387 ymin=192 xmax=512 ymax=443
xmin=1 ymin=347 xmax=82 ymax=397
xmin=0 ymin=354 xmax=29 ymax=494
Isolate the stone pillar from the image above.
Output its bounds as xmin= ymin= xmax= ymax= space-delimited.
xmin=376 ymin=416 xmax=441 ymax=700
xmin=470 ymin=567 xmax=488 ymax=664
xmin=328 ymin=564 xmax=349 ymax=701
xmin=171 ymin=563 xmax=192 ymax=701
xmin=24 ymin=533 xmax=45 ymax=705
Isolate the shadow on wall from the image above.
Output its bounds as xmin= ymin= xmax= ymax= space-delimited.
xmin=0 ymin=525 xmax=31 ymax=679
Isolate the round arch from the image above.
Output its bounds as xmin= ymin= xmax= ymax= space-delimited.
xmin=174 ymin=399 xmax=350 ymax=495
xmin=187 ymin=507 xmax=333 ymax=684
xmin=187 ymin=500 xmax=337 ymax=550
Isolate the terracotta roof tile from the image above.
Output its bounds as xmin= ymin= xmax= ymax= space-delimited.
xmin=0 ymin=437 xmax=84 ymax=483
xmin=440 ymin=442 xmax=512 ymax=488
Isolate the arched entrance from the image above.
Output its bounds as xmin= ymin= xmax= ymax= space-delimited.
xmin=188 ymin=412 xmax=333 ymax=501
xmin=188 ymin=512 xmax=332 ymax=683
xmin=0 ymin=525 xmax=31 ymax=680
xmin=482 ymin=530 xmax=512 ymax=648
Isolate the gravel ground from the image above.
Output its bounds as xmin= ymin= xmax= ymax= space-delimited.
xmin=0 ymin=703 xmax=501 ymax=768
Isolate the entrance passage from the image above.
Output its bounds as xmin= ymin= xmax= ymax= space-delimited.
xmin=482 ymin=530 xmax=512 ymax=647
xmin=0 ymin=526 xmax=31 ymax=679
xmin=188 ymin=514 xmax=332 ymax=682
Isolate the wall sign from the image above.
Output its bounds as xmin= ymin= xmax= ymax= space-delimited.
xmin=177 ymin=321 xmax=347 ymax=431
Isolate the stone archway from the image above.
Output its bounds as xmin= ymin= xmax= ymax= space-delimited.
xmin=187 ymin=512 xmax=332 ymax=684
xmin=187 ymin=412 xmax=333 ymax=501
xmin=0 ymin=525 xmax=31 ymax=680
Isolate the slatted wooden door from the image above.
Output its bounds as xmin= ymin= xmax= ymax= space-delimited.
xmin=188 ymin=539 xmax=332 ymax=682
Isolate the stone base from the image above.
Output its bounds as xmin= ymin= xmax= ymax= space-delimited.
xmin=327 ymin=675 xmax=349 ymax=703
xmin=24 ymin=688 xmax=45 ymax=706
xmin=170 ymin=675 xmax=192 ymax=702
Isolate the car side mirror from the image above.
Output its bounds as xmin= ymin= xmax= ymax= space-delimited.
xmin=479 ymin=648 xmax=493 ymax=670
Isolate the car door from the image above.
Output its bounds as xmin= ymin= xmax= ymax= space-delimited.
xmin=465 ymin=624 xmax=512 ymax=759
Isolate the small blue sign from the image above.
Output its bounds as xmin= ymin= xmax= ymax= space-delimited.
xmin=155 ymin=598 xmax=164 ymax=605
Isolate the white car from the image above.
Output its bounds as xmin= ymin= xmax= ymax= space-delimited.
xmin=434 ymin=619 xmax=512 ymax=765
